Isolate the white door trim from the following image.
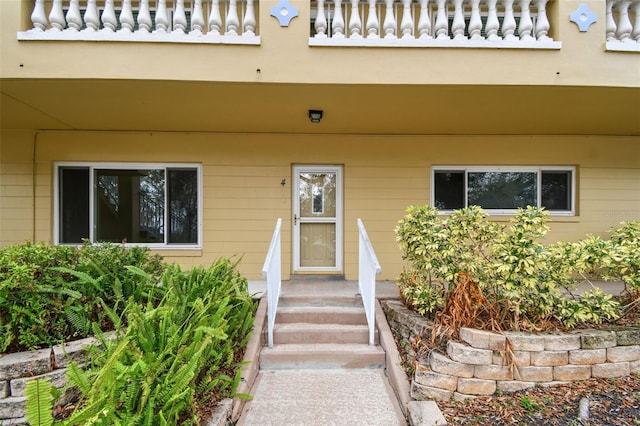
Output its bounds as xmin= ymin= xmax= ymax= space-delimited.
xmin=292 ymin=165 xmax=343 ymax=273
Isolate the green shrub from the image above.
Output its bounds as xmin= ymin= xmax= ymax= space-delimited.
xmin=555 ymin=288 xmax=620 ymax=328
xmin=395 ymin=206 xmax=629 ymax=332
xmin=598 ymin=221 xmax=640 ymax=293
xmin=61 ymin=259 xmax=256 ymax=425
xmin=1 ymin=243 xmax=82 ymax=352
xmin=397 ymin=270 xmax=445 ymax=316
xmin=0 ymin=242 xmax=165 ymax=353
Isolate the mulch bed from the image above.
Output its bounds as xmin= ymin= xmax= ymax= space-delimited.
xmin=438 ymin=375 xmax=640 ymax=425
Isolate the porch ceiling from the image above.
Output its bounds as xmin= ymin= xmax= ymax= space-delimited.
xmin=1 ymin=79 xmax=639 ymax=136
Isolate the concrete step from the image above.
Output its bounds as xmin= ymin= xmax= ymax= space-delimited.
xmin=272 ymin=323 xmax=378 ymax=345
xmin=275 ymin=306 xmax=368 ymax=325
xmin=278 ymin=294 xmax=364 ymax=308
xmin=260 ymin=343 xmax=386 ymax=369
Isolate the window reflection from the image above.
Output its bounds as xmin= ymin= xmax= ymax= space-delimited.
xmin=168 ymin=169 xmax=198 ymax=244
xmin=542 ymin=171 xmax=572 ymax=211
xmin=96 ymin=169 xmax=165 ymax=243
xmin=468 ymin=172 xmax=537 ymax=209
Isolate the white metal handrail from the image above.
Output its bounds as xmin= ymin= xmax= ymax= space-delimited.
xmin=262 ymin=218 xmax=282 ymax=348
xmin=357 ymin=218 xmax=381 ymax=346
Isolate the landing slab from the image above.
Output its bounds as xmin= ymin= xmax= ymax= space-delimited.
xmin=247 ymin=279 xmax=400 ymax=300
xmin=238 ymin=369 xmax=406 ymax=426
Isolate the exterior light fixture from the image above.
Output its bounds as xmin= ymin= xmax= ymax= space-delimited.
xmin=308 ymin=110 xmax=323 ymax=123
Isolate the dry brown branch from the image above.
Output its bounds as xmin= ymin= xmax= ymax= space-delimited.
xmin=430 ymin=273 xmax=492 ymax=344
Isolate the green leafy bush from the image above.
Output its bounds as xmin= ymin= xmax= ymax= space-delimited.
xmin=594 ymin=221 xmax=640 ymax=292
xmin=61 ymin=259 xmax=255 ymax=425
xmin=0 ymin=242 xmax=165 ymax=353
xmin=395 ymin=206 xmax=631 ymax=332
xmin=555 ymin=288 xmax=620 ymax=328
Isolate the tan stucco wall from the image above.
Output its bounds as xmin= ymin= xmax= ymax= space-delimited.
xmin=2 ymin=130 xmax=638 ymax=281
xmin=1 ymin=0 xmax=638 ymax=88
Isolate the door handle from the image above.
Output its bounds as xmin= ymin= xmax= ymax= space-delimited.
xmin=294 ymin=214 xmax=298 ymax=225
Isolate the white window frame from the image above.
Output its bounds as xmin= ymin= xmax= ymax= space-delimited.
xmin=431 ymin=166 xmax=576 ymax=216
xmin=54 ymin=162 xmax=203 ymax=249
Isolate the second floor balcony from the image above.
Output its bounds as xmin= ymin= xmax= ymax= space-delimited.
xmin=15 ymin=0 xmax=640 ymax=52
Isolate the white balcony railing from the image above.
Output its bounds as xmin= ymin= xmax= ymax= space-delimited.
xmin=357 ymin=218 xmax=381 ymax=346
xmin=310 ymin=0 xmax=561 ymax=49
xmin=606 ymin=0 xmax=640 ymax=52
xmin=18 ymin=0 xmax=260 ymax=44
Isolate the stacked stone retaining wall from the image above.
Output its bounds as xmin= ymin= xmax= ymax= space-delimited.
xmin=0 ymin=337 xmax=96 ymax=425
xmin=382 ymin=300 xmax=640 ymax=402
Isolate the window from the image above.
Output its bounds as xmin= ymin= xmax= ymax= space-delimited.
xmin=312 ymin=183 xmax=324 ymax=214
xmin=56 ymin=163 xmax=201 ymax=247
xmin=432 ymin=166 xmax=575 ymax=215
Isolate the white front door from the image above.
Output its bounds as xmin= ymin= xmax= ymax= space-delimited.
xmin=293 ymin=165 xmax=343 ymax=273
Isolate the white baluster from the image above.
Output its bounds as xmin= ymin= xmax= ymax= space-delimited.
xmin=102 ymin=0 xmax=117 ymax=32
xmin=209 ymin=0 xmax=223 ymax=35
xmin=632 ymin=1 xmax=640 ymax=42
xmin=451 ymin=0 xmax=465 ymax=39
xmin=191 ymin=0 xmax=205 ymax=34
xmin=615 ymin=1 xmax=633 ymax=42
xmin=382 ymin=0 xmax=396 ymax=38
xmin=606 ymin=0 xmax=617 ymax=41
xmin=155 ymin=0 xmax=169 ymax=33
xmin=119 ymin=0 xmax=135 ymax=32
xmin=468 ymin=0 xmax=482 ymax=39
xmin=417 ymin=0 xmax=431 ymax=39
xmin=84 ymin=0 xmax=100 ymax=31
xmin=534 ymin=0 xmax=550 ymax=40
xmin=49 ymin=0 xmax=66 ymax=31
xmin=400 ymin=0 xmax=414 ymax=38
xmin=366 ymin=0 xmax=379 ymax=37
xmin=333 ymin=0 xmax=346 ymax=38
xmin=434 ymin=0 xmax=448 ymax=40
xmin=66 ymin=0 xmax=83 ymax=31
xmin=315 ymin=0 xmax=328 ymax=37
xmin=137 ymin=0 xmax=152 ymax=32
xmin=226 ymin=0 xmax=240 ymax=36
xmin=485 ymin=0 xmax=499 ymax=40
xmin=243 ymin=0 xmax=256 ymax=36
xmin=173 ymin=0 xmax=187 ymax=33
xmin=502 ymin=0 xmax=517 ymax=41
xmin=518 ymin=0 xmax=534 ymax=40
xmin=31 ymin=0 xmax=48 ymax=31
xmin=349 ymin=0 xmax=363 ymax=38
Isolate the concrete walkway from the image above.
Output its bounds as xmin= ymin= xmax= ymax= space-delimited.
xmin=238 ymin=369 xmax=406 ymax=426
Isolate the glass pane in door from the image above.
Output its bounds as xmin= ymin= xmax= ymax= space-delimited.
xmin=299 ymin=172 xmax=336 ymax=218
xmin=300 ymin=223 xmax=336 ymax=267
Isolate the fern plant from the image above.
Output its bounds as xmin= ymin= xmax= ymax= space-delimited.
xmin=25 ymin=378 xmax=55 ymax=426
xmin=62 ymin=258 xmax=256 ymax=425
